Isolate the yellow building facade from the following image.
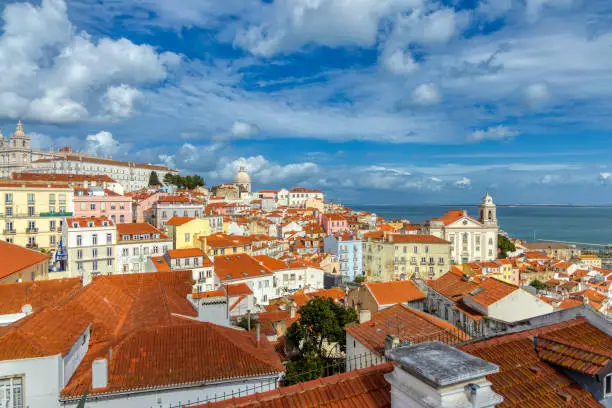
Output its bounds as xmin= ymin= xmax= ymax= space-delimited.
xmin=362 ymin=234 xmax=451 ymax=282
xmin=0 ymin=182 xmax=74 ymax=250
xmin=165 ymin=217 xmax=212 ymax=249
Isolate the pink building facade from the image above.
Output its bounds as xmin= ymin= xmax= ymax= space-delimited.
xmin=73 ymin=188 xmax=132 ymax=224
xmin=321 ymin=213 xmax=349 ymax=235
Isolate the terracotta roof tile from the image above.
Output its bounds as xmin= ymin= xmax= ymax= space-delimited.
xmin=0 ymin=278 xmax=81 ymax=315
xmin=165 ymin=216 xmax=195 ymax=226
xmin=215 ymin=254 xmax=273 ymax=281
xmin=365 ymin=281 xmax=425 ymax=307
xmin=0 ymin=241 xmax=50 ymax=280
xmin=197 ymin=362 xmax=393 ymax=408
xmin=346 ymin=304 xmax=470 ymax=356
xmin=463 ymin=277 xmax=518 ymax=307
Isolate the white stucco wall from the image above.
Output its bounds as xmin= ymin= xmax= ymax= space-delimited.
xmin=345 ymin=333 xmax=383 ymax=371
xmin=487 ymin=289 xmax=554 ymax=322
xmin=0 ymin=355 xmax=63 ymax=408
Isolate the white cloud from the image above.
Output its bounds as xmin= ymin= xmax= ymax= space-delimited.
xmin=85 ymin=130 xmax=125 ymax=157
xmin=0 ymin=0 xmax=179 ymax=124
xmin=525 ymin=0 xmax=575 ymax=22
xmin=467 ymin=126 xmax=519 ymax=142
xmin=159 ymin=143 xmax=220 ymax=172
xmin=215 ymin=155 xmax=318 ymax=184
xmin=383 ymin=49 xmax=419 ymax=75
xmin=599 ymin=172 xmax=612 ymax=184
xmin=234 ymin=0 xmax=422 ymax=57
xmin=454 ymin=177 xmax=471 ymax=189
xmin=412 ymin=83 xmax=441 ymax=106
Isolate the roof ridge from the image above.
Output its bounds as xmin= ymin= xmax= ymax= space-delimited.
xmin=539 ymin=333 xmax=612 ymax=357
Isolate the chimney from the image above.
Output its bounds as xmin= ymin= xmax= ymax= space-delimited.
xmin=289 ymin=303 xmax=296 ymax=319
xmin=359 ymin=309 xmax=371 ymax=324
xmin=384 ymin=342 xmax=503 ymax=408
xmin=82 ymin=270 xmax=92 ymax=287
xmin=256 ymin=322 xmax=261 ymax=347
xmin=384 ymin=334 xmax=401 ymax=352
xmin=92 ymin=358 xmax=108 ymax=389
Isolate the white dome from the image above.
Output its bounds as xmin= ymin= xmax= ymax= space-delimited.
xmin=234 ymin=165 xmax=251 ymax=185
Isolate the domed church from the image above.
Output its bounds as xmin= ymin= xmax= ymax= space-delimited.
xmin=234 ymin=165 xmax=251 ymax=194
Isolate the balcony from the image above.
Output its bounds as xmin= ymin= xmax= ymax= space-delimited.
xmin=26 ymin=228 xmax=39 ymax=234
xmin=26 ymin=243 xmax=38 ymax=249
xmin=40 ymin=211 xmax=73 ymax=217
xmin=3 ymin=229 xmax=16 ymax=235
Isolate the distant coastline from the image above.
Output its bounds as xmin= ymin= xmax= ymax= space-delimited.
xmin=346 ymin=203 xmax=612 ymax=208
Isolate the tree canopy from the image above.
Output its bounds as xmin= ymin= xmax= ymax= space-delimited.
xmin=284 ymin=297 xmax=356 ymax=384
xmin=530 ymin=279 xmax=546 ymax=290
xmin=498 ymin=234 xmax=516 ymax=258
xmin=163 ymin=173 xmax=205 ymax=189
xmin=148 ymin=171 xmax=161 ymax=186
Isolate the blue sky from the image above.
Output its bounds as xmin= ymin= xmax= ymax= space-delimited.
xmin=0 ymin=0 xmax=611 ymax=204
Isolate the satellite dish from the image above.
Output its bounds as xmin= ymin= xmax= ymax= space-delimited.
xmin=21 ymin=304 xmax=33 ymax=315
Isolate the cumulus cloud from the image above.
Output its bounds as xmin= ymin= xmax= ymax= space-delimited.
xmin=0 ymin=0 xmax=178 ymax=124
xmin=467 ymin=126 xmax=519 ymax=142
xmin=234 ymin=0 xmax=422 ymax=57
xmin=383 ymin=50 xmax=419 ymax=75
xmin=159 ymin=143 xmax=220 ymax=172
xmin=412 ymin=83 xmax=441 ymax=106
xmin=85 ymin=131 xmax=124 ymax=157
xmin=214 ymin=155 xmax=318 ymax=185
xmin=599 ymin=172 xmax=612 ymax=184
xmin=454 ymin=177 xmax=471 ymax=189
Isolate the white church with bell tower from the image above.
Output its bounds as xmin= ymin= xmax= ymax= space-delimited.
xmin=423 ymin=193 xmax=499 ymax=263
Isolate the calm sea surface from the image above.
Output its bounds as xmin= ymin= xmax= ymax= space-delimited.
xmin=351 ymin=205 xmax=612 ymax=246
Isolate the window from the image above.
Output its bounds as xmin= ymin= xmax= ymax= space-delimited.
xmin=107 ymin=247 xmax=112 ymax=257
xmin=122 ymin=235 xmax=130 ymax=240
xmin=90 ymin=203 xmax=96 ymax=210
xmin=184 ymin=233 xmax=190 ymax=242
xmin=5 ymin=207 xmax=12 ymax=217
xmin=27 ymin=193 xmax=34 ymax=205
xmin=76 ymin=235 xmax=82 ymax=246
xmin=50 ymin=220 xmax=56 ymax=230
xmin=143 ymin=247 xmax=149 ymax=255
xmin=92 ymin=261 xmax=98 ymax=271
xmin=106 ymin=233 xmax=112 ymax=244
xmin=413 ymin=246 xmax=418 ymax=253
xmin=122 ymin=248 xmax=129 ymax=256
xmin=153 ymin=246 xmax=159 ymax=254
xmin=119 ymin=215 xmax=125 ymax=223
xmin=92 ymin=234 xmax=98 ymax=245
xmin=0 ymin=377 xmax=24 ymax=408
xmin=4 ymin=193 xmax=12 ymax=204
xmin=133 ymin=248 xmax=139 ymax=256
xmin=92 ymin=248 xmax=98 ymax=258
xmin=28 ymin=206 xmax=34 ymax=217
xmin=77 ymin=249 xmax=83 ymax=259
xmin=605 ymin=374 xmax=612 ymax=396
xmin=49 ymin=193 xmax=55 ymax=204
xmin=185 ymin=258 xmax=190 ymax=266
xmin=107 ymin=259 xmax=113 ymax=267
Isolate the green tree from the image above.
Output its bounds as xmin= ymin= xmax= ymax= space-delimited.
xmin=163 ymin=173 xmax=176 ymax=185
xmin=286 ymin=297 xmax=357 ymax=359
xmin=148 ymin=171 xmax=161 ymax=186
xmin=498 ymin=234 xmax=516 ymax=258
xmin=530 ymin=279 xmax=546 ymax=290
xmin=236 ymin=315 xmax=258 ymax=331
xmin=285 ymin=352 xmax=325 ymax=385
xmin=354 ymin=275 xmax=366 ymax=284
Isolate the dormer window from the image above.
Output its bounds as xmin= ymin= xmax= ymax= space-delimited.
xmin=133 ymin=235 xmax=140 ymax=240
xmin=153 ymin=234 xmax=160 ymax=239
xmin=102 ymin=221 xmax=108 ymax=227
xmin=605 ymin=374 xmax=612 ymax=397
xmin=72 ymin=222 xmax=78 ymax=228
xmin=88 ymin=222 xmax=94 ymax=228
xmin=122 ymin=235 xmax=130 ymax=240
xmin=142 ymin=234 xmax=150 ymax=240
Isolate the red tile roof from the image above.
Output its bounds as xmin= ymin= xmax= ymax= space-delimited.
xmin=226 ymin=283 xmax=254 ymax=296
xmin=463 ymin=277 xmax=518 ymax=307
xmin=165 ymin=216 xmax=195 ymax=226
xmin=460 ymin=318 xmax=604 ymax=408
xmin=346 ymin=304 xmax=470 ymax=356
xmin=0 ymin=278 xmax=81 ymax=314
xmin=433 ymin=209 xmax=480 ymax=226
xmin=387 ymin=234 xmax=450 ymax=244
xmin=427 ymin=270 xmax=480 ymax=302
xmin=66 ymin=216 xmax=113 ymax=228
xmin=365 ymin=280 xmax=425 ymax=307
xmin=214 ymin=254 xmax=273 ymax=281
xmin=167 ymin=248 xmax=207 ymax=259
xmin=0 ymin=241 xmax=50 ymax=280
xmin=253 ymin=255 xmax=290 ymax=271
xmin=197 ymin=362 xmax=393 ymax=408
xmin=535 ymin=319 xmax=612 ymax=376
xmin=116 ymin=223 xmax=168 ymax=241
xmin=62 ymin=323 xmax=284 ymax=397
xmin=12 ymin=172 xmax=117 ymax=183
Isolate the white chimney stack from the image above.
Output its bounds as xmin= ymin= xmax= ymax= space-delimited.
xmin=92 ymin=358 xmax=108 ymax=389
xmin=384 ymin=342 xmax=503 ymax=408
xmin=359 ymin=309 xmax=371 ymax=324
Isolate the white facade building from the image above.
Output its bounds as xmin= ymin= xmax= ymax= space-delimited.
xmin=116 ymin=223 xmax=171 ymax=273
xmin=0 ymin=121 xmax=59 ymax=179
xmin=288 ymin=188 xmax=324 ymax=208
xmin=63 ymin=217 xmax=116 ymax=277
xmin=31 ymin=152 xmax=177 ymax=193
xmin=423 ymin=193 xmax=499 ymax=263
